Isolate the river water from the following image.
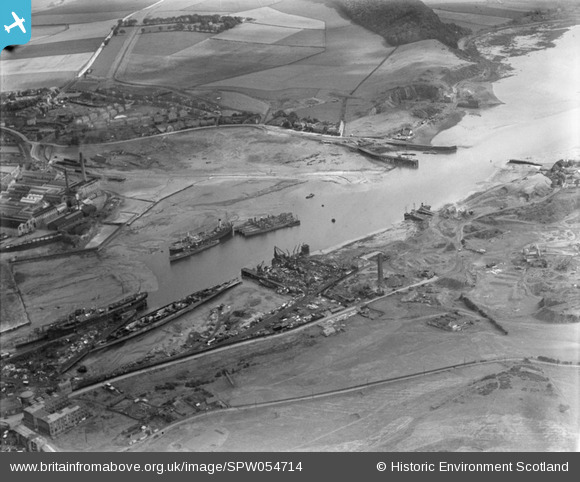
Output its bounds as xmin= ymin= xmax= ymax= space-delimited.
xmin=143 ymin=26 xmax=580 ymax=308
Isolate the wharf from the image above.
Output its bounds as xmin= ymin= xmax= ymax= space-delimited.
xmin=384 ymin=139 xmax=457 ymax=152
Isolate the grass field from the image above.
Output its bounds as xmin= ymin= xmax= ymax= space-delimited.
xmin=191 ymin=90 xmax=270 ymax=114
xmin=430 ymin=2 xmax=528 ymax=19
xmin=274 ymin=28 xmax=325 ymax=47
xmin=29 ymin=20 xmax=117 ymax=44
xmin=1 ymin=52 xmax=92 ymax=75
xmin=120 ymin=39 xmax=323 ymax=88
xmin=35 ymin=0 xmax=153 ymax=15
xmin=132 ymin=31 xmax=213 ymax=56
xmin=32 ymin=12 xmax=132 ymax=25
xmin=0 ymin=72 xmax=75 ymax=91
xmin=183 ymin=0 xmax=279 ymax=12
xmin=238 ymin=6 xmax=325 ymax=29
xmin=213 ymin=23 xmax=301 ymax=44
xmin=207 ymin=23 xmax=387 ymax=93
xmin=274 ymin=0 xmax=352 ymax=29
xmin=434 ymin=9 xmax=513 ymax=31
xmin=28 ymin=25 xmax=68 ymax=43
xmin=88 ymin=36 xmax=127 ymax=78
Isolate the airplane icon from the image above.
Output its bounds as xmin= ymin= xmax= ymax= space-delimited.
xmin=4 ymin=12 xmax=26 ymax=34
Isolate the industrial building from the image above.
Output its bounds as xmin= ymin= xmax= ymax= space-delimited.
xmin=23 ymin=397 xmax=89 ymax=438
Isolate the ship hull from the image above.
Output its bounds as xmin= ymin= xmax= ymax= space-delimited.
xmin=170 ymin=223 xmax=233 ymax=254
xmin=97 ymin=279 xmax=242 ymax=350
xmin=45 ymin=292 xmax=148 ymax=338
xmin=169 ymin=239 xmax=219 ymax=262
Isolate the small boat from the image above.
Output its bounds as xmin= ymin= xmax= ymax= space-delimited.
xmin=306 ymin=193 xmax=315 ymax=199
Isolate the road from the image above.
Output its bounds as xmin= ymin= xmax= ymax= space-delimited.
xmin=123 ymin=357 xmax=580 ymax=451
xmin=69 ymin=276 xmax=441 ymax=397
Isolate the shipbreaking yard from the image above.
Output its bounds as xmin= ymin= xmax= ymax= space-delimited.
xmin=1 ymin=151 xmax=579 ymax=450
xmin=1 ymin=0 xmax=580 ymax=453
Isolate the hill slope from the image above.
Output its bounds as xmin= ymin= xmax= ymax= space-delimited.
xmin=335 ymin=0 xmax=470 ymax=49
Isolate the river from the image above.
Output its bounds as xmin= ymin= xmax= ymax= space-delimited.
xmin=142 ymin=25 xmax=580 ymax=308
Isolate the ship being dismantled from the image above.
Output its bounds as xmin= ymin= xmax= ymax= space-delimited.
xmin=169 ymin=219 xmax=233 ymax=262
xmin=235 ymin=212 xmax=300 ymax=237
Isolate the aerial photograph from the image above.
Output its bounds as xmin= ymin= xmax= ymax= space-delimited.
xmin=0 ymin=0 xmax=578 ymax=453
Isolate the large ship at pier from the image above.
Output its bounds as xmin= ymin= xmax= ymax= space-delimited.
xmin=45 ymin=292 xmax=148 ymax=337
xmin=235 ymin=212 xmax=300 ymax=237
xmin=96 ymin=278 xmax=242 ymax=349
xmin=169 ymin=238 xmax=219 ymax=262
xmin=15 ymin=292 xmax=149 ymax=349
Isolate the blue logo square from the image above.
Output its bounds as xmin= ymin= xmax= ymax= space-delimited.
xmin=1 ymin=0 xmax=31 ymax=52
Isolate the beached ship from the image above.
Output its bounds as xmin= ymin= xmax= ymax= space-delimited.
xmin=235 ymin=213 xmax=300 ymax=237
xmin=97 ymin=278 xmax=242 ymax=349
xmin=357 ymin=146 xmax=419 ymax=168
xmin=169 ymin=219 xmax=233 ymax=255
xmin=404 ymin=203 xmax=433 ymax=222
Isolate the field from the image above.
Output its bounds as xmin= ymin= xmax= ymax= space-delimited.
xmin=433 ymin=9 xmax=513 ymax=32
xmin=273 ymin=28 xmax=325 ymax=47
xmin=237 ymin=6 xmax=325 ymax=29
xmin=131 ymin=31 xmax=213 ymax=56
xmin=28 ymin=25 xmax=68 ymax=43
xmin=182 ymin=0 xmax=279 ymax=12
xmin=88 ymin=35 xmax=127 ymax=78
xmin=120 ymin=39 xmax=324 ymax=88
xmin=29 ymin=20 xmax=116 ymax=44
xmin=34 ymin=0 xmax=154 ymax=15
xmin=430 ymin=2 xmax=529 ymax=19
xmin=206 ymin=24 xmax=388 ymax=93
xmin=189 ymin=90 xmax=270 ymax=115
xmin=0 ymin=53 xmax=92 ymax=91
xmin=213 ymin=23 xmax=301 ymax=44
xmin=134 ymin=362 xmax=578 ymax=452
xmin=32 ymin=13 xmax=132 ymax=25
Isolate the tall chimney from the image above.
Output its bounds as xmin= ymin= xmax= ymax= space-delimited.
xmin=79 ymin=152 xmax=87 ymax=182
xmin=377 ymin=253 xmax=384 ymax=289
